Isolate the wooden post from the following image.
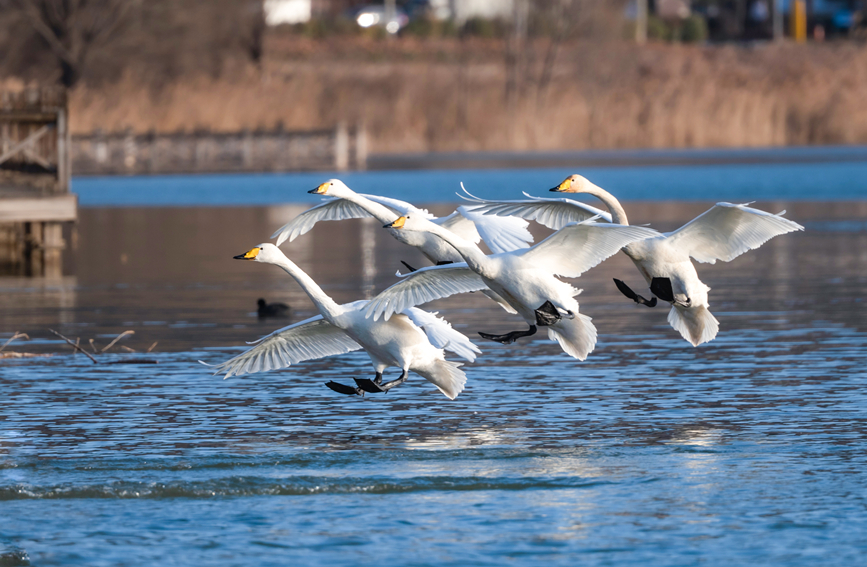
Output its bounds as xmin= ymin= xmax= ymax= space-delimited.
xmin=335 ymin=122 xmax=349 ymax=171
xmin=56 ymin=107 xmax=70 ymax=193
xmin=42 ymin=221 xmax=64 ymax=278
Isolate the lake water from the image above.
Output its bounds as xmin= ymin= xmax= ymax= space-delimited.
xmin=2 ymin=163 xmax=867 ymax=566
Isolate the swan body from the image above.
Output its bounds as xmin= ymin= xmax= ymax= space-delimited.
xmin=465 ymin=174 xmax=804 ymax=346
xmin=364 ymin=215 xmax=659 ymax=360
xmin=210 ymin=243 xmax=480 ymax=399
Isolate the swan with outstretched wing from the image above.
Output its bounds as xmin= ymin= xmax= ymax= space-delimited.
xmin=206 ymin=244 xmax=480 ymax=399
xmin=465 ymin=174 xmax=804 ymax=346
xmin=364 ymin=215 xmax=659 ymax=360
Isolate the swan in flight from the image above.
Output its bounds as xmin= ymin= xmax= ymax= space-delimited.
xmin=208 ymin=243 xmax=480 ymax=399
xmin=364 ymin=215 xmax=658 ymax=360
xmin=272 ymin=179 xmax=533 ymax=268
xmin=464 ymin=175 xmax=804 ymax=346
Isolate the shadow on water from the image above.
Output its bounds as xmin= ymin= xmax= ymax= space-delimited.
xmin=1 ymin=197 xmax=867 ymax=565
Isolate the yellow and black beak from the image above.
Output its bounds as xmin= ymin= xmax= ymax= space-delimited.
xmin=233 ymin=247 xmax=261 ymax=260
xmin=308 ymin=182 xmax=329 ymax=195
xmin=384 ymin=216 xmax=406 ymax=229
xmin=550 ymin=177 xmax=572 ymax=192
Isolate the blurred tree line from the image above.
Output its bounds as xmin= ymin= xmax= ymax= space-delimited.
xmin=0 ymin=0 xmax=267 ymax=88
xmin=0 ymin=0 xmax=628 ymax=89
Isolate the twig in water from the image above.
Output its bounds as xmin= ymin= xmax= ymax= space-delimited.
xmin=146 ymin=341 xmax=158 ymax=353
xmin=0 ymin=352 xmax=51 ymax=359
xmin=89 ymin=338 xmax=98 ymax=354
xmin=49 ymin=329 xmax=98 ymax=364
xmin=74 ymin=337 xmax=80 ymax=356
xmin=0 ymin=332 xmax=30 ymax=352
xmin=101 ymin=330 xmax=135 ymax=353
xmin=120 ymin=345 xmax=136 ymax=353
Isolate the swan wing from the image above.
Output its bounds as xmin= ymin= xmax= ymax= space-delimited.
xmin=364 ymin=263 xmax=489 ymax=321
xmin=271 ymin=194 xmax=433 ymax=246
xmin=359 ymin=194 xmax=435 ymax=219
xmin=457 ymin=205 xmax=534 ymax=253
xmin=433 ymin=210 xmax=482 ymax=243
xmin=209 ymin=315 xmax=362 ymax=379
xmin=459 ymin=186 xmax=611 ymax=230
xmin=667 ymin=203 xmax=805 ymax=264
xmin=271 ymin=198 xmax=377 ymax=245
xmin=403 ymin=307 xmax=482 ymax=363
xmin=520 ymin=220 xmax=659 ymax=278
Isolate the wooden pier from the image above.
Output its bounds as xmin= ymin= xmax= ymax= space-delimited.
xmin=0 ymin=88 xmax=77 ymax=277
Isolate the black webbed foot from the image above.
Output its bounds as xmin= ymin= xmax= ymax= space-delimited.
xmin=400 ymin=261 xmax=417 ymax=273
xmin=478 ymin=325 xmax=537 ymax=345
xmin=353 ymin=371 xmax=407 ymax=394
xmin=356 ymin=371 xmax=407 ymax=394
xmin=535 ymin=300 xmax=561 ymax=326
xmin=326 ymin=381 xmax=364 ymax=396
xmin=650 ymin=277 xmax=675 ymax=303
xmin=354 ymin=378 xmax=384 ymax=393
xmin=614 ymin=278 xmax=658 ymax=308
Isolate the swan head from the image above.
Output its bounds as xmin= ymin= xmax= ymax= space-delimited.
xmin=550 ymin=174 xmax=592 ymax=194
xmin=309 ymin=179 xmax=352 ymax=197
xmin=233 ymin=243 xmax=285 ymax=264
xmin=382 ymin=213 xmax=432 ymax=232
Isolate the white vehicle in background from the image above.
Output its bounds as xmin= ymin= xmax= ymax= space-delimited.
xmin=354 ymin=4 xmax=410 ymax=34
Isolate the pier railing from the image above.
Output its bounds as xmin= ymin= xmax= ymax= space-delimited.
xmin=1 ymin=88 xmax=75 ymax=277
xmin=71 ymin=123 xmax=367 ymax=176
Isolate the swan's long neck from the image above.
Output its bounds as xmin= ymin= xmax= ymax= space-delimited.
xmin=419 ymin=222 xmax=489 ymax=274
xmin=581 ymin=183 xmax=629 ymax=225
xmin=269 ymin=255 xmax=342 ymax=322
xmin=341 ymin=191 xmax=399 ymax=225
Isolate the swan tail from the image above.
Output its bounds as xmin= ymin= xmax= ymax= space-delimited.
xmin=414 ymin=360 xmax=467 ymax=400
xmin=546 ymin=312 xmax=597 ymax=361
xmin=668 ymin=305 xmax=719 ymax=346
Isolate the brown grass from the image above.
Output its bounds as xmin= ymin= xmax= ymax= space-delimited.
xmin=66 ymin=38 xmax=867 ymax=154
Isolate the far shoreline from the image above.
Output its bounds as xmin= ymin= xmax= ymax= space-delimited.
xmin=368 ymin=145 xmax=867 ymax=171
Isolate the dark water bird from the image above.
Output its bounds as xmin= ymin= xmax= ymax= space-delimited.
xmin=257 ymin=298 xmax=291 ymax=318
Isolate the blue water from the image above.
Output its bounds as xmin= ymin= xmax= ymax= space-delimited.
xmin=72 ymin=160 xmax=867 ymax=207
xmin=3 ymin=163 xmax=867 ymax=565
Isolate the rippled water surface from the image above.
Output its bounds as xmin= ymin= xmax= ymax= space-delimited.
xmin=2 ymin=168 xmax=867 ymax=565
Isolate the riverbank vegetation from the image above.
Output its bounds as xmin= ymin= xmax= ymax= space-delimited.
xmin=2 ymin=1 xmax=866 ymax=154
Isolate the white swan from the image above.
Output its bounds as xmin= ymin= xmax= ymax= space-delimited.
xmin=364 ymin=215 xmax=658 ymax=360
xmin=464 ymin=174 xmax=805 ymax=346
xmin=208 ymin=243 xmax=480 ymax=399
xmin=272 ymin=179 xmax=534 ymax=265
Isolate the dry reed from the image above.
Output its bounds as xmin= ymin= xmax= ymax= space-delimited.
xmin=66 ymin=39 xmax=867 ymax=153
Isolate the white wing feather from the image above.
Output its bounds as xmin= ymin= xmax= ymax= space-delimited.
xmin=459 ymin=186 xmax=611 ymax=230
xmin=362 ymin=194 xmax=434 ymax=219
xmin=208 ymin=315 xmax=362 ymax=379
xmin=667 ymin=203 xmax=804 ymax=264
xmin=271 ymin=194 xmax=434 ymax=246
xmin=365 ymin=263 xmax=489 ymax=321
xmin=272 ymin=198 xmax=376 ymax=245
xmin=434 ymin=210 xmax=482 ymax=243
xmin=457 ymin=205 xmax=534 ymax=254
xmin=520 ymin=220 xmax=659 ymax=278
xmin=403 ymin=307 xmax=481 ymax=363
